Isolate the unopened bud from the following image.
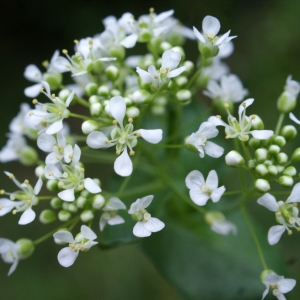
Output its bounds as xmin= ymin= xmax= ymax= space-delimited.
xmin=90 ymin=102 xmax=103 ymax=117
xmin=248 ymin=159 xmax=256 ymax=169
xmin=273 ymin=135 xmax=286 ymax=148
xmin=283 ymin=166 xmax=297 ymax=176
xmin=35 ymin=165 xmax=44 ymax=178
xmin=225 ymin=150 xmax=245 ymax=167
xmin=43 ymin=72 xmax=62 ymax=90
xmin=255 ymin=148 xmax=268 ymax=163
xmin=280 ymin=125 xmax=297 ymax=142
xmin=132 ymin=89 xmax=151 ymax=104
xmin=39 ymin=209 xmax=56 ymax=224
xmin=80 ymin=210 xmax=94 ymax=222
xmin=250 ymin=114 xmax=264 ymax=130
xmin=255 ymin=179 xmax=270 ymax=193
xmin=175 ymin=76 xmax=188 ymax=88
xmin=268 ymin=165 xmax=278 ymax=176
xmin=248 ymin=138 xmax=261 ymax=150
xmin=92 ymin=194 xmax=105 ymax=209
xmin=159 ymin=41 xmax=172 ymax=52
xmin=268 ymin=144 xmax=280 ymax=155
xmin=105 ymin=65 xmax=119 ymax=81
xmin=126 ymin=107 xmax=140 ymax=118
xmin=50 ymin=197 xmax=62 ymax=209
xmin=277 ymin=92 xmax=296 ymax=113
xmin=58 ymin=210 xmax=72 ymax=222
xmin=291 ymin=148 xmax=300 ymax=162
xmin=255 ymin=164 xmax=268 ymax=177
xmin=59 ymin=89 xmax=72 ymax=101
xmin=182 ymin=60 xmax=194 ymax=76
xmin=81 ymin=120 xmax=100 ymax=134
xmin=62 ymin=202 xmax=78 ymax=213
xmin=84 ymin=83 xmax=98 ymax=96
xmin=176 ymin=89 xmax=191 ymax=104
xmin=46 ymin=179 xmax=59 ymax=192
xmin=198 ymin=42 xmax=219 ymax=58
xmin=19 ymin=146 xmax=38 ymax=166
xmin=276 ymin=152 xmax=288 ymax=164
xmin=278 ymin=175 xmax=294 ymax=187
xmin=16 ymin=239 xmax=34 ymax=259
xmin=76 ymin=196 xmax=87 ymax=208
xmin=88 ymin=95 xmax=100 ymax=105
xmin=97 ymin=85 xmax=110 ymax=98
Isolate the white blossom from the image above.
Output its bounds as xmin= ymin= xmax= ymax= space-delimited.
xmin=0 ymin=239 xmax=19 ymax=276
xmin=185 ymin=170 xmax=225 ymax=206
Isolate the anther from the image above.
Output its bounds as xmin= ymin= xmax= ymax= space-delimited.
xmin=0 ymin=205 xmax=2 ymax=210
xmin=242 ymin=102 xmax=246 ymax=107
xmin=32 ymin=99 xmax=38 ymax=104
xmin=80 ymin=168 xmax=85 ymax=173
xmin=58 ymin=182 xmax=63 ymax=187
xmin=128 ymin=118 xmax=133 ymax=123
xmin=0 ymin=190 xmax=5 ymax=194
xmin=276 ymin=211 xmax=282 ymax=217
xmin=105 ymin=140 xmax=109 ymax=144
xmin=288 ymin=230 xmax=293 ymax=235
xmin=130 ymin=150 xmax=135 ymax=156
xmin=51 ymin=94 xmax=55 ymax=99
xmin=136 ymin=133 xmax=142 ymax=137
xmin=40 ymin=87 xmax=44 ymax=92
xmin=56 ymin=156 xmax=61 ymax=161
xmin=29 ymin=112 xmax=34 ymax=116
xmin=224 ymin=103 xmax=229 ymax=108
xmin=216 ymin=115 xmax=221 ymax=119
xmin=48 ymin=172 xmax=53 ymax=176
xmin=112 ymin=120 xmax=118 ymax=125
xmin=27 ymin=200 xmax=31 ymax=204
xmin=78 ymin=185 xmax=84 ymax=190
xmin=89 ymin=46 xmax=93 ymax=50
xmin=88 ymin=39 xmax=93 ymax=45
xmin=251 ymin=115 xmax=256 ymax=120
xmin=225 ymin=135 xmax=231 ymax=139
xmin=68 ymin=154 xmax=73 ymax=159
xmin=42 ymin=60 xmax=49 ymax=68
xmin=8 ymin=173 xmax=14 ymax=179
xmin=12 ymin=209 xmax=17 ymax=215
xmin=74 ymin=40 xmax=78 ymax=44
xmin=24 ymin=179 xmax=29 ymax=184
xmin=62 ymin=49 xmax=68 ymax=54
xmin=116 ymin=150 xmax=121 ymax=155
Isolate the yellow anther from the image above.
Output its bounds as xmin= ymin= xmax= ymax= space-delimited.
xmin=136 ymin=133 xmax=142 ymax=137
xmin=130 ymin=150 xmax=135 ymax=156
xmin=41 ymin=118 xmax=46 ymax=125
xmin=105 ymin=140 xmax=109 ymax=144
xmin=225 ymin=135 xmax=231 ymax=139
xmin=8 ymin=173 xmax=14 ymax=179
xmin=116 ymin=150 xmax=121 ymax=155
xmin=27 ymin=200 xmax=31 ymax=204
xmin=241 ymin=135 xmax=248 ymax=140
xmin=58 ymin=182 xmax=63 ymax=187
xmin=224 ymin=103 xmax=229 ymax=108
xmin=29 ymin=112 xmax=34 ymax=116
xmin=77 ymin=56 xmax=83 ymax=61
xmin=56 ymin=156 xmax=61 ymax=161
xmin=40 ymin=87 xmax=44 ymax=92
xmin=297 ymin=227 xmax=300 ymax=232
xmin=48 ymin=172 xmax=53 ymax=176
xmin=276 ymin=211 xmax=282 ymax=217
xmin=216 ymin=115 xmax=221 ymax=119
xmin=62 ymin=49 xmax=68 ymax=54
xmin=128 ymin=118 xmax=133 ymax=123
xmin=12 ymin=209 xmax=17 ymax=215
xmin=0 ymin=205 xmax=2 ymax=210
xmin=58 ymin=112 xmax=62 ymax=116
xmin=251 ymin=115 xmax=256 ymax=120
xmin=74 ymin=39 xmax=79 ymax=44
xmin=51 ymin=94 xmax=55 ymax=99
xmin=68 ymin=154 xmax=73 ymax=159
xmin=242 ymin=102 xmax=246 ymax=107
xmin=42 ymin=60 xmax=49 ymax=68
xmin=0 ymin=190 xmax=5 ymax=194
xmin=78 ymin=185 xmax=84 ymax=190
xmin=32 ymin=99 xmax=38 ymax=104
xmin=80 ymin=168 xmax=85 ymax=173
xmin=112 ymin=120 xmax=118 ymax=125
xmin=89 ymin=39 xmax=93 ymax=45
xmin=89 ymin=46 xmax=93 ymax=50
xmin=69 ymin=243 xmax=75 ymax=248
xmin=288 ymin=230 xmax=293 ymax=235
xmin=24 ymin=179 xmax=29 ymax=184
xmin=66 ymin=64 xmax=71 ymax=68
xmin=149 ymin=7 xmax=154 ymax=13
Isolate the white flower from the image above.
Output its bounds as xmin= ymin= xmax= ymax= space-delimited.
xmin=185 ymin=121 xmax=224 ymax=158
xmin=99 ymin=197 xmax=126 ymax=231
xmin=284 ymin=75 xmax=300 ymax=102
xmin=136 ymin=49 xmax=186 ymax=91
xmin=27 ymin=82 xmax=75 ymax=134
xmin=0 ymin=134 xmax=27 ymax=163
xmin=87 ymin=96 xmax=163 ymax=177
xmin=262 ymin=272 xmax=296 ymax=300
xmin=23 ymin=64 xmax=43 ymax=98
xmin=128 ymin=195 xmax=165 ymax=237
xmin=53 ymin=225 xmax=98 ymax=267
xmin=193 ymin=15 xmax=236 ymax=47
xmin=257 ymin=183 xmax=300 ymax=245
xmin=0 ymin=238 xmax=19 ymax=276
xmin=185 ymin=170 xmax=225 ymax=206
xmin=203 ymin=74 xmax=248 ymax=103
xmin=209 ymin=99 xmax=274 ymax=141
xmin=205 ymin=211 xmax=237 ymax=236
xmin=1 ymin=172 xmax=42 ymax=225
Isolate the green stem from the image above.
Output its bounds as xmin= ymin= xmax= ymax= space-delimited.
xmin=186 ymin=58 xmax=206 ymax=89
xmin=153 ymin=144 xmax=184 ymax=148
xmin=240 ymin=140 xmax=252 ymax=161
xmin=69 ymin=112 xmax=90 ymax=120
xmin=223 ymin=190 xmax=243 ymax=196
xmin=75 ymin=97 xmax=90 ymax=108
xmin=240 ymin=205 xmax=268 ymax=270
xmin=37 ymin=196 xmax=53 ymax=200
xmin=275 ymin=113 xmax=285 ymax=136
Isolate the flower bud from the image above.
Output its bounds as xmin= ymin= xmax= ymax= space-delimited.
xmin=255 ymin=179 xmax=270 ymax=193
xmin=88 ymin=95 xmax=100 ymax=105
xmin=283 ymin=166 xmax=297 ymax=176
xmin=248 ymin=159 xmax=256 ymax=169
xmin=126 ymin=107 xmax=140 ymax=118
xmin=291 ymin=147 xmax=300 ymax=162
xmin=174 ymin=76 xmax=188 ymax=88
xmin=198 ymin=42 xmax=219 ymax=58
xmin=81 ymin=120 xmax=100 ymax=135
xmin=50 ymin=197 xmax=62 ymax=209
xmin=255 ymin=164 xmax=268 ymax=177
xmin=62 ymin=202 xmax=78 ymax=213
xmin=35 ymin=165 xmax=45 ymax=178
xmin=250 ymin=115 xmax=264 ymax=130
xmin=59 ymin=89 xmax=72 ymax=101
xmin=84 ymin=83 xmax=98 ymax=96
xmin=39 ymin=209 xmax=56 ymax=224
xmin=255 ymin=148 xmax=268 ymax=163
xmin=58 ymin=210 xmax=72 ymax=222
xmin=19 ymin=146 xmax=38 ymax=166
xmin=225 ymin=150 xmax=245 ymax=167
xmin=280 ymin=125 xmax=297 ymax=142
xmin=248 ymin=138 xmax=261 ymax=150
xmin=92 ymin=194 xmax=105 ymax=209
xmin=139 ymin=28 xmax=152 ymax=42
xmin=205 ymin=211 xmax=225 ymax=224
xmin=46 ymin=179 xmax=59 ymax=191
xmin=111 ymin=89 xmax=121 ymax=97
xmin=277 ymin=92 xmax=296 ymax=113
xmin=273 ymin=135 xmax=286 ymax=148
xmin=43 ymin=72 xmax=62 ymax=90
xmin=16 ymin=239 xmax=34 ymax=259
xmin=76 ymin=196 xmax=87 ymax=208
xmin=276 ymin=152 xmax=288 ymax=164
xmin=90 ymin=103 xmax=103 ymax=117
xmin=176 ymin=89 xmax=192 ymax=104
xmin=159 ymin=41 xmax=172 ymax=52
xmin=80 ymin=210 xmax=94 ymax=222
xmin=268 ymin=144 xmax=280 ymax=155
xmin=276 ymin=165 xmax=285 ymax=173
xmin=268 ymin=165 xmax=278 ymax=176
xmin=105 ymin=65 xmax=119 ymax=81
xmin=132 ymin=89 xmax=151 ymax=104
xmin=97 ymin=85 xmax=110 ymax=98
xmin=110 ymin=46 xmax=125 ymax=60
xmin=278 ymin=175 xmax=294 ymax=187
xmin=182 ymin=61 xmax=194 ymax=76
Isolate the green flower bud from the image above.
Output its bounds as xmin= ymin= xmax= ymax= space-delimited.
xmin=50 ymin=197 xmax=62 ymax=209
xmin=182 ymin=61 xmax=194 ymax=76
xmin=81 ymin=120 xmax=100 ymax=135
xmin=19 ymin=146 xmax=38 ymax=166
xmin=291 ymin=147 xmax=300 ymax=162
xmin=132 ymin=89 xmax=151 ymax=104
xmin=16 ymin=239 xmax=34 ymax=259
xmin=140 ymin=54 xmax=155 ymax=69
xmin=92 ymin=194 xmax=105 ymax=209
xmin=47 ymin=179 xmax=59 ymax=192
xmin=111 ymin=89 xmax=121 ymax=97
xmin=174 ymin=76 xmax=188 ymax=88
xmin=139 ymin=28 xmax=152 ymax=42
xmin=205 ymin=211 xmax=225 ymax=225
xmin=62 ymin=202 xmax=78 ymax=213
xmin=97 ymin=85 xmax=110 ymax=98
xmin=43 ymin=72 xmax=62 ymax=90
xmin=250 ymin=115 xmax=264 ymax=130
xmin=277 ymin=92 xmax=296 ymax=113
xmin=35 ymin=165 xmax=44 ymax=178
xmin=268 ymin=165 xmax=278 ymax=176
xmin=59 ymin=89 xmax=72 ymax=101
xmin=268 ymin=144 xmax=281 ymax=155
xmin=110 ymin=46 xmax=125 ymax=60
xmin=176 ymin=89 xmax=192 ymax=103
xmin=276 ymin=152 xmax=288 ymax=164
xmin=198 ymin=42 xmax=219 ymax=58
xmin=276 ymin=165 xmax=285 ymax=173
xmin=80 ymin=210 xmax=94 ymax=222
xmin=248 ymin=138 xmax=261 ymax=150
xmin=255 ymin=148 xmax=268 ymax=163
xmin=255 ymin=164 xmax=268 ymax=177
xmin=278 ymin=175 xmax=294 ymax=187
xmin=90 ymin=103 xmax=103 ymax=117
xmin=84 ymin=83 xmax=98 ymax=96
xmin=283 ymin=166 xmax=297 ymax=176
xmin=273 ymin=136 xmax=286 ymax=148
xmin=105 ymin=65 xmax=119 ymax=81
xmin=58 ymin=210 xmax=72 ymax=222
xmin=39 ymin=209 xmax=56 ymax=224
xmin=76 ymin=196 xmax=87 ymax=208
xmin=280 ymin=125 xmax=297 ymax=142
xmin=88 ymin=95 xmax=100 ymax=105
xmin=159 ymin=41 xmax=172 ymax=52
xmin=126 ymin=107 xmax=140 ymax=118
xmin=248 ymin=159 xmax=256 ymax=169
xmin=264 ymin=160 xmax=272 ymax=166
xmin=225 ymin=150 xmax=245 ymax=167
xmin=255 ymin=179 xmax=270 ymax=193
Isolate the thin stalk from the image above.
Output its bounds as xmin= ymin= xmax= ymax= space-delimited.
xmin=275 ymin=113 xmax=285 ymax=136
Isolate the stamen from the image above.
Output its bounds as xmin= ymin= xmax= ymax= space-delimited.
xmin=51 ymin=94 xmax=55 ymax=99
xmin=42 ymin=60 xmax=49 ymax=68
xmin=40 ymin=87 xmax=44 ymax=92
xmin=12 ymin=209 xmax=17 ymax=215
xmin=78 ymin=185 xmax=84 ymax=190
xmin=27 ymin=200 xmax=31 ymax=204
xmin=130 ymin=150 xmax=135 ymax=156
xmin=242 ymin=102 xmax=246 ymax=107
xmin=8 ymin=173 xmax=14 ymax=179
xmin=0 ymin=189 xmax=5 ymax=194
xmin=74 ymin=40 xmax=78 ymax=44
xmin=48 ymin=172 xmax=53 ymax=176
xmin=251 ymin=115 xmax=256 ymax=120
xmin=225 ymin=135 xmax=231 ymax=139
xmin=0 ymin=205 xmax=2 ymax=210
xmin=56 ymin=156 xmax=61 ymax=161
xmin=29 ymin=112 xmax=34 ymax=116
xmin=128 ymin=118 xmax=133 ymax=123
xmin=80 ymin=168 xmax=85 ymax=173
xmin=62 ymin=49 xmax=68 ymax=54
xmin=105 ymin=140 xmax=109 ymax=144
xmin=224 ymin=103 xmax=229 ymax=108
xmin=112 ymin=120 xmax=118 ymax=125
xmin=68 ymin=154 xmax=73 ymax=159
xmin=136 ymin=133 xmax=142 ymax=137
xmin=288 ymin=230 xmax=293 ymax=235
xmin=24 ymin=179 xmax=29 ymax=184
xmin=58 ymin=182 xmax=63 ymax=187
xmin=116 ymin=150 xmax=121 ymax=155
xmin=32 ymin=99 xmax=38 ymax=104
xmin=216 ymin=115 xmax=221 ymax=119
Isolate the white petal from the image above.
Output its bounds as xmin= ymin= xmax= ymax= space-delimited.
xmin=133 ymin=222 xmax=151 ymax=237
xmin=72 ymin=144 xmax=81 ymax=163
xmin=57 ymin=132 xmax=66 ymax=147
xmin=120 ymin=34 xmax=138 ymax=48
xmin=87 ymin=131 xmax=112 ymax=149
xmin=193 ymin=26 xmax=206 ymax=43
xmin=268 ymin=225 xmax=285 ymax=245
xmin=46 ymin=152 xmax=61 ymax=164
xmin=24 ymin=64 xmax=42 ymax=82
xmin=198 ymin=121 xmax=219 ymax=139
xmin=136 ymin=67 xmax=153 ymax=83
xmin=24 ymin=83 xmax=42 ymax=98
xmin=211 ymin=220 xmax=237 ymax=235
xmin=289 ymin=112 xmax=300 ymax=125
xmin=278 ymin=278 xmax=296 ymax=293
xmin=46 ymin=120 xmax=63 ymax=135
xmin=18 ymin=208 xmax=36 ymax=225
xmin=99 ymin=215 xmax=107 ymax=231
xmin=64 ymin=144 xmax=73 ymax=163
xmin=189 ymin=189 xmax=210 ymax=206
xmin=262 ymin=287 xmax=269 ymax=300
xmin=84 ymin=178 xmax=101 ymax=193
xmin=8 ymin=260 xmax=19 ymax=276
xmin=58 ymin=189 xmax=75 ymax=202
xmin=144 ymin=217 xmax=165 ymax=232
xmin=44 ymin=164 xmax=62 ymax=179
xmin=0 ymin=199 xmax=16 ymax=216
xmin=168 ymin=66 xmax=186 ymax=78
xmin=57 ymin=247 xmax=79 ymax=267
xmin=34 ymin=177 xmax=43 ymax=195
xmin=202 ymin=16 xmax=220 ymax=36
xmin=257 ymin=193 xmax=279 ymax=211
xmin=204 ymin=141 xmax=224 ymax=158
xmin=211 ymin=186 xmax=226 ymax=203
xmin=140 ymin=195 xmax=154 ymax=210
xmin=81 ymin=225 xmax=97 ymax=240
xmin=104 ymin=197 xmax=126 ymax=210
xmin=107 ymin=215 xmax=125 ymax=225
xmin=110 ymin=96 xmax=126 ymax=126
xmin=287 ymin=182 xmax=300 ymax=203
xmin=37 ymin=133 xmax=56 ymax=152
xmin=153 ymin=26 xmax=168 ymax=37
xmin=162 ymin=50 xmax=181 ymax=70
xmin=66 ymin=91 xmax=75 ymax=107
xmin=238 ymin=98 xmax=254 ymax=118
xmin=251 ymin=130 xmax=273 ymax=140
xmin=185 ymin=170 xmax=205 ymax=189
xmin=206 ymin=170 xmax=218 ymax=189
xmin=215 ymin=30 xmax=231 ymax=46
xmin=154 ymin=9 xmax=174 ymax=23
xmin=148 ymin=65 xmax=158 ymax=78
xmin=208 ymin=116 xmax=226 ymax=127
xmin=137 ymin=129 xmax=163 ymax=144
xmin=41 ymin=81 xmax=51 ymax=96
xmin=114 ymin=149 xmax=132 ymax=177
xmin=53 ymin=231 xmax=75 ymax=243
